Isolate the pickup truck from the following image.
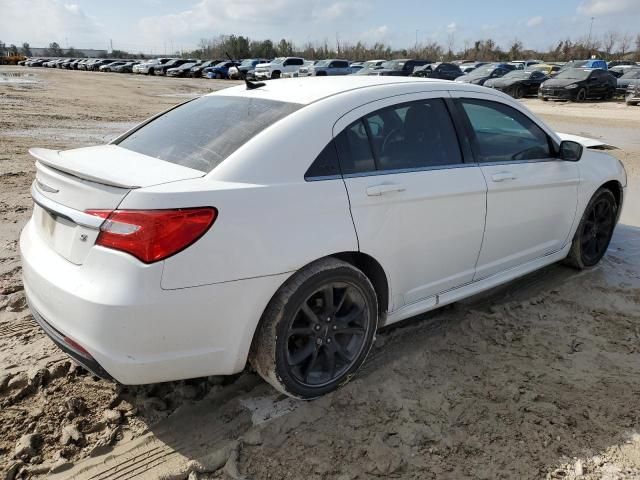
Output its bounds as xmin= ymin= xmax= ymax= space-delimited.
xmin=254 ymin=57 xmax=305 ymax=79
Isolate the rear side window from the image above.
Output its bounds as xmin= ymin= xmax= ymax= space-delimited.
xmin=117 ymin=96 xmax=302 ymax=173
xmin=305 ymin=141 xmax=341 ymax=180
xmin=336 ymin=99 xmax=462 ymax=175
xmin=459 ymin=99 xmax=551 ymax=163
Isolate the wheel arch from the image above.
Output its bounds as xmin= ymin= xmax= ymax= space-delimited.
xmin=600 ymin=179 xmax=624 ymax=221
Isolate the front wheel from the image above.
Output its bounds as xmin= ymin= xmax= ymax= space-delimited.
xmin=250 ymin=258 xmax=378 ymax=399
xmin=564 ymin=188 xmax=618 ymax=269
xmin=575 ymin=88 xmax=587 ymax=102
xmin=271 ymin=70 xmax=281 ymax=79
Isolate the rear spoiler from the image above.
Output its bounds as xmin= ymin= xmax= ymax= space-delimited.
xmin=557 ymin=133 xmax=618 ymax=150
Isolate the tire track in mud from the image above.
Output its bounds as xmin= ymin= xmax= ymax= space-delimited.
xmin=48 ymin=375 xmax=293 ymax=480
xmin=0 ymin=316 xmax=36 ymax=339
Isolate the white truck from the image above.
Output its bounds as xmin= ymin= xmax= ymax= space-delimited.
xmin=254 ymin=57 xmax=305 ymax=79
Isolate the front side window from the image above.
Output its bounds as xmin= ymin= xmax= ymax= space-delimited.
xmin=336 ymin=99 xmax=462 ymax=175
xmin=459 ymin=99 xmax=551 ymax=163
xmin=117 ymin=96 xmax=302 ymax=173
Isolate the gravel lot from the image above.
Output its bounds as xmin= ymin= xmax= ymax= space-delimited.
xmin=1 ymin=66 xmax=639 ymax=480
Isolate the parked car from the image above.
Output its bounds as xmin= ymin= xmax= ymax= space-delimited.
xmin=26 ymin=59 xmax=47 ymax=67
xmin=526 ymin=63 xmax=561 ymax=76
xmin=204 ymin=61 xmax=240 ymax=79
xmin=351 ymin=59 xmax=387 ymax=75
xmin=411 ymin=62 xmax=463 ymax=80
xmin=560 ymin=59 xmax=607 ymax=71
xmin=134 ymin=58 xmax=174 ymax=75
xmin=99 ymin=61 xmax=128 ymax=72
xmin=367 ymin=59 xmax=432 ymax=76
xmin=79 ymin=59 xmax=99 ymax=71
xmin=89 ymin=59 xmax=117 ymax=71
xmin=307 ymin=59 xmax=352 ymax=76
xmin=228 ymin=58 xmax=269 ymax=79
xmin=188 ymin=60 xmax=220 ymax=78
xmin=484 ymin=70 xmax=549 ymax=98
xmin=609 ymin=65 xmax=639 ymax=78
xmin=608 ymin=60 xmax=636 ymax=69
xmin=455 ymin=65 xmax=511 ymax=85
xmin=616 ymin=68 xmax=640 ymax=96
xmin=166 ymin=61 xmax=200 ymax=77
xmin=510 ymin=60 xmax=542 ymax=70
xmin=21 ymin=77 xmax=626 ymax=399
xmin=254 ymin=57 xmax=306 ymax=79
xmin=282 ymin=60 xmax=315 ymax=78
xmin=113 ymin=61 xmax=140 ymax=74
xmin=156 ymin=59 xmax=196 ymax=76
xmin=539 ymin=68 xmax=616 ymax=101
xmin=626 ymin=82 xmax=640 ymax=105
xmin=460 ymin=62 xmax=490 ymax=74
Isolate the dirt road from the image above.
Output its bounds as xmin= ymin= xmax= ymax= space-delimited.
xmin=1 ymin=66 xmax=639 ymax=479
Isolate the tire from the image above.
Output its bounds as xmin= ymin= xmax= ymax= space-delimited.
xmin=513 ymin=85 xmax=524 ymax=99
xmin=215 ymin=72 xmax=222 ymax=79
xmin=541 ymin=96 xmax=549 ymax=101
xmin=250 ymin=258 xmax=378 ymax=399
xmin=564 ymin=188 xmax=618 ymax=270
xmin=148 ymin=68 xmax=154 ymax=76
xmin=575 ymin=88 xmax=587 ymax=102
xmin=271 ymin=70 xmax=281 ymax=79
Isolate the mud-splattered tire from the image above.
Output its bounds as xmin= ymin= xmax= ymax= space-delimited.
xmin=564 ymin=188 xmax=618 ymax=270
xmin=250 ymin=258 xmax=378 ymax=399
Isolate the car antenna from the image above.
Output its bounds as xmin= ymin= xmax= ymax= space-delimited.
xmin=226 ymin=52 xmax=265 ymax=90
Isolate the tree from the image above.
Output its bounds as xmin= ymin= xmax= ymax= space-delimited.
xmin=276 ymin=38 xmax=293 ymax=56
xmin=46 ymin=42 xmax=63 ymax=56
xmin=509 ymin=39 xmax=523 ymax=60
xmin=602 ymin=31 xmax=618 ymax=58
xmin=619 ymin=33 xmax=632 ymax=58
xmin=20 ymin=42 xmax=32 ymax=56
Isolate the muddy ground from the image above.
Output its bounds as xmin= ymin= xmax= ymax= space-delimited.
xmin=0 ymin=66 xmax=639 ymax=479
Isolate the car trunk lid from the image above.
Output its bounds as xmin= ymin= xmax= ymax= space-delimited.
xmin=29 ymin=145 xmax=205 ymax=265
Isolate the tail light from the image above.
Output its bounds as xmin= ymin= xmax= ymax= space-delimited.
xmin=86 ymin=208 xmax=217 ymax=263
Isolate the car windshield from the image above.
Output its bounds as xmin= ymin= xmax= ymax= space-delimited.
xmin=621 ymin=69 xmax=640 ymax=79
xmin=240 ymin=59 xmax=255 ymax=66
xmin=556 ymin=69 xmax=591 ymax=80
xmin=181 ymin=63 xmax=197 ymax=68
xmin=117 ymin=96 xmax=303 ymax=173
xmin=362 ymin=61 xmax=382 ymax=69
xmin=504 ymin=71 xmax=531 ymax=79
xmin=381 ymin=60 xmax=405 ymax=70
xmin=468 ymin=67 xmax=494 ymax=78
xmin=213 ymin=62 xmax=228 ymax=68
xmin=271 ymin=57 xmax=285 ymax=65
xmin=315 ymin=60 xmax=331 ymax=67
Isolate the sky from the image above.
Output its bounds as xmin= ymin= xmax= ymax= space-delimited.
xmin=0 ymin=0 xmax=639 ymax=54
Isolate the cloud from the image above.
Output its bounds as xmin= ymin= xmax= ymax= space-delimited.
xmin=526 ymin=16 xmax=543 ymax=27
xmin=0 ymin=0 xmax=103 ymax=47
xmin=446 ymin=22 xmax=458 ymax=33
xmin=577 ymin=0 xmax=638 ymax=16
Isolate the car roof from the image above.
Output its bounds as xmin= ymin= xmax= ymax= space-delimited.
xmin=211 ymin=76 xmax=487 ymax=105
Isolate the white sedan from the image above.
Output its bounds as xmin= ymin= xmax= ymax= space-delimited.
xmin=20 ymin=77 xmax=626 ymax=398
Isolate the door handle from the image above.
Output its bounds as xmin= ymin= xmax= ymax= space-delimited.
xmin=366 ymin=183 xmax=406 ymax=196
xmin=491 ymin=172 xmax=517 ymax=182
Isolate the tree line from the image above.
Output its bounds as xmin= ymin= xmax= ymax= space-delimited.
xmin=2 ymin=33 xmax=639 ymax=62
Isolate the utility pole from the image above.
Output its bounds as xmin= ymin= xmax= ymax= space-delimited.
xmin=587 ymin=17 xmax=594 ymax=46
xmin=109 ymin=38 xmax=113 ymax=53
xmin=415 ymin=29 xmax=419 ymax=50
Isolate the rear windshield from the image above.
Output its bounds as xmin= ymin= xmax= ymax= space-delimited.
xmin=117 ymin=96 xmax=302 ymax=173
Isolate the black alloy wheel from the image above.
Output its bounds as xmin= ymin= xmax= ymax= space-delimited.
xmin=285 ymin=282 xmax=369 ymax=387
xmin=580 ymin=196 xmax=616 ymax=265
xmin=565 ymin=188 xmax=618 ymax=269
xmin=576 ymin=88 xmax=587 ymax=102
xmin=250 ymin=258 xmax=378 ymax=399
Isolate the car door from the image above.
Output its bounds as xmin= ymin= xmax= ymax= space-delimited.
xmin=450 ymin=93 xmax=579 ymax=279
xmin=334 ymin=93 xmax=487 ymax=311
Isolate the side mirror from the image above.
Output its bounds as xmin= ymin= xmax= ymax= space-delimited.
xmin=558 ymin=140 xmax=583 ymax=162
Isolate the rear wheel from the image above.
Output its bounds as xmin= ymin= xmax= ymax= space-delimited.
xmin=564 ymin=188 xmax=617 ymax=269
xmin=513 ymin=85 xmax=524 ymax=99
xmin=250 ymin=258 xmax=378 ymax=399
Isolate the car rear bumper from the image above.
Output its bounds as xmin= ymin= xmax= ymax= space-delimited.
xmin=20 ymin=218 xmax=290 ymax=384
